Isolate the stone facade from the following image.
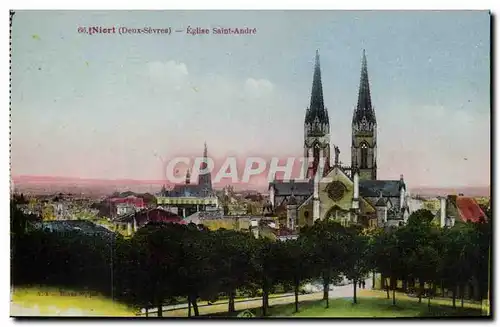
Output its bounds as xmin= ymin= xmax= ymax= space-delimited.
xmin=268 ymin=50 xmax=410 ymax=231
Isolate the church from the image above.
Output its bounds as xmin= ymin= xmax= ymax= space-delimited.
xmin=268 ymin=50 xmax=410 ymax=230
xmin=157 ymin=143 xmax=219 ymax=218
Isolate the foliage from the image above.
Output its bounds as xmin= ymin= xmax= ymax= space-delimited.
xmin=11 ymin=201 xmax=491 ymax=317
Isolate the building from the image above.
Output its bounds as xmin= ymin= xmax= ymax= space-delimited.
xmin=436 ymin=194 xmax=488 ymax=228
xmin=157 ymin=143 xmax=219 ymax=217
xmin=268 ymin=50 xmax=410 ymax=232
xmin=114 ymin=208 xmax=186 ymax=235
xmin=108 ymin=196 xmax=145 ymax=218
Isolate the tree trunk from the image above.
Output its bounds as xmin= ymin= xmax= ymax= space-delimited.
xmin=262 ymin=282 xmax=269 ymax=317
xmin=294 ymin=280 xmax=299 ymax=313
xmin=353 ymin=279 xmax=357 ymax=304
xmin=322 ymin=271 xmax=329 ymax=301
xmin=228 ymin=290 xmax=236 ymax=313
xmin=157 ymin=304 xmax=162 ymax=317
xmin=145 ymin=307 xmax=148 ymax=317
xmin=461 ymin=284 xmax=464 ymax=308
xmin=402 ymin=279 xmax=408 ymax=293
xmin=441 ymin=280 xmax=445 ymax=297
xmin=385 ymin=278 xmax=390 ymax=299
xmin=192 ymin=297 xmax=199 ymax=316
xmin=418 ymin=280 xmax=424 ymax=303
xmin=391 ymin=277 xmax=396 ymax=306
xmin=452 ymin=287 xmax=457 ymax=308
xmin=427 ymin=294 xmax=431 ymax=309
xmin=322 ymin=272 xmax=329 ymax=308
xmin=188 ymin=299 xmax=192 ymax=317
xmin=372 ymin=271 xmax=376 ymax=290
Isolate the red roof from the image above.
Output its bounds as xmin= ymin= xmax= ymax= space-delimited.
xmin=135 ymin=208 xmax=185 ymax=227
xmin=109 ymin=196 xmax=145 ymax=208
xmin=455 ymin=196 xmax=486 ymax=223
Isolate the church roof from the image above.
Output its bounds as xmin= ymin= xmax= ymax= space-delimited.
xmin=359 ymin=180 xmax=404 ymax=198
xmin=270 ymin=180 xmax=313 ymax=196
xmin=170 ymin=184 xmax=213 ymax=197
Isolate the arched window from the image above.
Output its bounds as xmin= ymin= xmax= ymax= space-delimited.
xmin=360 ymin=143 xmax=368 ymax=168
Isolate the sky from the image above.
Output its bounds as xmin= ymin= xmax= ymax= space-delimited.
xmin=11 ymin=10 xmax=491 ymax=188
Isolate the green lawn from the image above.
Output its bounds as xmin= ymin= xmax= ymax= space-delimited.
xmin=11 ymin=286 xmax=137 ymax=317
xmin=211 ymin=296 xmax=483 ymax=318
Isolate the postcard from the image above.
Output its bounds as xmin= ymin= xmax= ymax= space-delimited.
xmin=10 ymin=10 xmax=491 ymax=318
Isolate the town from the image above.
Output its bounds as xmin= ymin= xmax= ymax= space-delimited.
xmin=10 ymin=10 xmax=491 ymax=319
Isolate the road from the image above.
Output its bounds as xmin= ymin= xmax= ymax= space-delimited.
xmin=142 ymin=277 xmax=373 ymax=317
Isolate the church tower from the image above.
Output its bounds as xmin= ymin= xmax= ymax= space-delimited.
xmin=304 ymin=50 xmax=330 ymax=179
xmin=351 ymin=50 xmax=377 ymax=181
xmin=198 ymin=142 xmax=213 ymax=194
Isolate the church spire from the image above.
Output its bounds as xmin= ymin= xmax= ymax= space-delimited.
xmin=310 ymin=50 xmax=324 ymax=111
xmin=198 ymin=142 xmax=212 ymax=192
xmin=353 ymin=49 xmax=376 ymax=125
xmin=305 ymin=50 xmax=328 ymax=125
xmin=203 ymin=141 xmax=208 ymax=160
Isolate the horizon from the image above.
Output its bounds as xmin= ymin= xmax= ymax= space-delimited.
xmin=11 ymin=11 xmax=491 ymax=189
xmin=11 ymin=174 xmax=491 ymax=193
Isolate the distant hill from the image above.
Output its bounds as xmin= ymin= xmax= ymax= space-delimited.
xmin=12 ymin=175 xmax=490 ymax=198
xmin=410 ymin=186 xmax=490 ymax=198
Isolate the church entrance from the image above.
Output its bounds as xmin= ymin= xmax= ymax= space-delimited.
xmin=326 ymin=207 xmax=351 ymax=227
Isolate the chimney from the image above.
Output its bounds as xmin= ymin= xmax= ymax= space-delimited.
xmin=440 ymin=196 xmax=447 ymax=227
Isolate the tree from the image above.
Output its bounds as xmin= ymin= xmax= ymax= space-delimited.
xmin=176 ymin=223 xmax=217 ymax=317
xmin=440 ymin=222 xmax=476 ymax=308
xmin=275 ymin=238 xmax=314 ymax=313
xmin=210 ymin=229 xmax=256 ymax=314
xmin=300 ymin=220 xmax=345 ymax=308
xmin=407 ymin=209 xmax=435 ymax=225
xmin=373 ymin=228 xmax=403 ymax=304
xmin=251 ymin=237 xmax=280 ymax=316
xmin=362 ymin=226 xmax=384 ymax=290
xmin=396 ymin=215 xmax=435 ymax=302
xmin=129 ymin=223 xmax=186 ymax=316
xmin=342 ymin=225 xmax=371 ymax=304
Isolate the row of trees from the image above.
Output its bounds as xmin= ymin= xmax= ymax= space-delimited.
xmin=11 ymin=199 xmax=491 ymax=317
xmin=372 ymin=209 xmax=490 ymax=308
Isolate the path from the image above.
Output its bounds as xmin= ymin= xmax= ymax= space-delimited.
xmin=142 ymin=277 xmax=373 ymax=317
